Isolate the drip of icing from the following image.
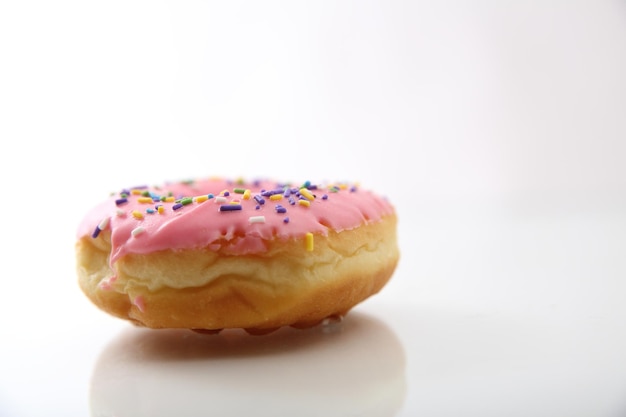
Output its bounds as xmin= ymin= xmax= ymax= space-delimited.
xmin=77 ymin=178 xmax=395 ymax=263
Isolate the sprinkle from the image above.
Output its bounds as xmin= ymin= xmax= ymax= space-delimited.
xmin=131 ymin=226 xmax=145 ymax=237
xmin=137 ymin=197 xmax=153 ymax=204
xmin=221 ymin=190 xmax=230 ymax=197
xmin=157 ymin=205 xmax=165 ymax=214
xmin=269 ymin=194 xmax=283 ymax=201
xmin=283 ymin=188 xmax=291 ymax=197
xmin=329 ymin=186 xmax=340 ymax=193
xmin=172 ymin=203 xmax=184 ymax=210
xmin=207 ymin=193 xmax=215 ymax=199
xmin=248 ymin=215 xmax=266 ymax=224
xmin=132 ymin=210 xmax=144 ymax=220
xmin=131 ymin=189 xmax=143 ymax=195
xmin=350 ymin=186 xmax=357 ymax=192
xmin=115 ymin=198 xmax=128 ymax=206
xmin=91 ymin=225 xmax=101 ymax=238
xmin=322 ymin=194 xmax=328 ymax=200
xmin=164 ymin=197 xmax=175 ymax=203
xmin=180 ymin=197 xmax=193 ymax=205
xmin=299 ymin=188 xmax=315 ymax=201
xmin=233 ymin=188 xmax=246 ymax=194
xmin=219 ymin=204 xmax=242 ymax=212
xmin=146 ymin=208 xmax=155 ymax=214
xmin=283 ymin=217 xmax=290 ymax=224
xmin=305 ymin=232 xmax=314 ymax=251
xmin=254 ymin=195 xmax=265 ymax=205
xmin=255 ymin=205 xmax=261 ymax=210
xmin=195 ymin=195 xmax=208 ymax=203
xmin=275 ymin=205 xmax=287 ymax=214
xmin=98 ymin=217 xmax=110 ymax=231
xmin=288 ymin=196 xmax=296 ymax=205
xmin=116 ymin=209 xmax=126 ymax=217
xmin=214 ymin=196 xmax=227 ymax=204
xmin=301 ymin=180 xmax=311 ymax=189
xmin=242 ymin=189 xmax=251 ymax=200
xmin=298 ymin=199 xmax=311 ymax=207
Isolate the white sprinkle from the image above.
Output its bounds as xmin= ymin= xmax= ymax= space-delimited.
xmin=98 ymin=217 xmax=110 ymax=230
xmin=214 ymin=196 xmax=228 ymax=204
xmin=248 ymin=215 xmax=266 ymax=224
xmin=116 ymin=209 xmax=126 ymax=217
xmin=131 ymin=226 xmax=145 ymax=237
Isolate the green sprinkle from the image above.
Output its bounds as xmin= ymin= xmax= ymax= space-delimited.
xmin=181 ymin=197 xmax=193 ymax=205
xmin=233 ymin=188 xmax=246 ymax=194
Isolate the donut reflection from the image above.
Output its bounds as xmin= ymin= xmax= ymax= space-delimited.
xmin=90 ymin=312 xmax=406 ymax=417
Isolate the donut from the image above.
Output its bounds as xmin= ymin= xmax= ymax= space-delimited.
xmin=76 ymin=177 xmax=399 ymax=333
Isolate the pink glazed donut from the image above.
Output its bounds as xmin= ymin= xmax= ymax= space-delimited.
xmin=76 ymin=177 xmax=399 ymax=333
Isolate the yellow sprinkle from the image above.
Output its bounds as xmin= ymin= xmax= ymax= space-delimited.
xmin=157 ymin=206 xmax=165 ymax=214
xmin=298 ymin=199 xmax=311 ymax=207
xmin=230 ymin=200 xmax=241 ymax=205
xmin=132 ymin=210 xmax=144 ymax=220
xmin=305 ymin=232 xmax=314 ymax=251
xmin=243 ymin=189 xmax=251 ymax=200
xmin=164 ymin=197 xmax=175 ymax=203
xmin=299 ymin=188 xmax=314 ymax=201
xmin=269 ymin=194 xmax=283 ymax=201
xmin=131 ymin=189 xmax=143 ymax=195
xmin=137 ymin=197 xmax=153 ymax=204
xmin=195 ymin=195 xmax=208 ymax=203
xmin=339 ymin=184 xmax=348 ymax=190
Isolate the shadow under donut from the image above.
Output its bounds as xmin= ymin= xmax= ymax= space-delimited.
xmin=90 ymin=312 xmax=406 ymax=417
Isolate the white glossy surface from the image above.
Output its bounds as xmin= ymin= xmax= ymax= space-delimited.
xmin=1 ymin=1 xmax=626 ymax=416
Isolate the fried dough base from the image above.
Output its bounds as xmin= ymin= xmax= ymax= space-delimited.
xmin=77 ymin=215 xmax=399 ymax=331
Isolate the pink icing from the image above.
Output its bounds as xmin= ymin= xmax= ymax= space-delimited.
xmin=77 ymin=178 xmax=395 ymax=263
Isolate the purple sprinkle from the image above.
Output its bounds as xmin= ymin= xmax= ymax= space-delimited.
xmin=283 ymin=217 xmax=290 ymax=223
xmin=275 ymin=205 xmax=287 ymax=214
xmin=322 ymin=194 xmax=328 ymax=200
xmin=91 ymin=225 xmax=101 ymax=238
xmin=115 ymin=198 xmax=128 ymax=206
xmin=309 ymin=185 xmax=318 ymax=190
xmin=288 ymin=196 xmax=296 ymax=205
xmin=255 ymin=205 xmax=261 ymax=210
xmin=254 ymin=195 xmax=265 ymax=205
xmin=120 ymin=189 xmax=130 ymax=196
xmin=219 ymin=204 xmax=242 ymax=212
xmin=172 ymin=203 xmax=184 ymax=210
xmin=283 ymin=189 xmax=291 ymax=197
xmin=350 ymin=186 xmax=357 ymax=192
xmin=223 ymin=191 xmax=230 ymax=197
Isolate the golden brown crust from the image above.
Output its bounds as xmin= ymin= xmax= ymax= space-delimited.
xmin=77 ymin=215 xmax=398 ymax=330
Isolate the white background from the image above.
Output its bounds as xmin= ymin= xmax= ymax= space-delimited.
xmin=1 ymin=1 xmax=626 ymax=416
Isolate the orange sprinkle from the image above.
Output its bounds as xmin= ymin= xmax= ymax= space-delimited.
xmin=305 ymin=232 xmax=314 ymax=251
